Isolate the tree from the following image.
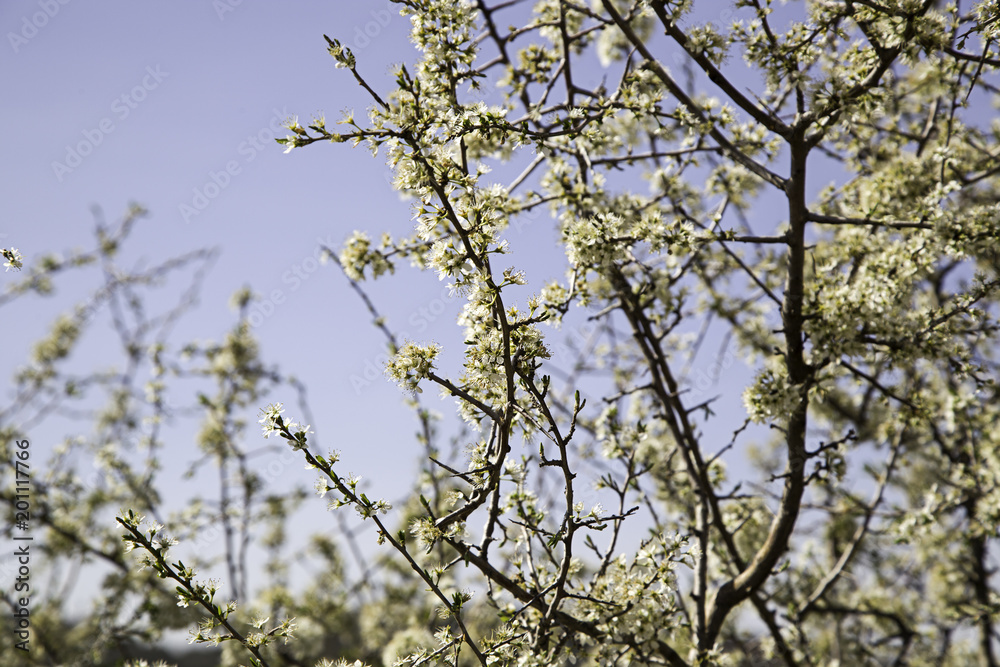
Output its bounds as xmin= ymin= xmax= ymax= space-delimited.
xmin=6 ymin=0 xmax=1000 ymax=665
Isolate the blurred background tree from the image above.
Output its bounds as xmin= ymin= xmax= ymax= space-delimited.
xmin=4 ymin=0 xmax=1000 ymax=665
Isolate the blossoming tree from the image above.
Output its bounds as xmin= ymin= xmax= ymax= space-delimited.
xmin=5 ymin=0 xmax=1000 ymax=665
xmin=266 ymin=1 xmax=1000 ymax=664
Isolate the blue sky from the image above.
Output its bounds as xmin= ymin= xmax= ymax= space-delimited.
xmin=1 ymin=2 xmax=450 ymax=476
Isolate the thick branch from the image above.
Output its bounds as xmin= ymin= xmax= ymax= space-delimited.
xmin=705 ymin=132 xmax=812 ymax=644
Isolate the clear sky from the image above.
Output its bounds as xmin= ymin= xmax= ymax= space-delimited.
xmin=1 ymin=0 xmax=764 ymax=622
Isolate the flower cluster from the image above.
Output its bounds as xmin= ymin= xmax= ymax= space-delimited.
xmin=385 ymin=341 xmax=441 ymax=393
xmin=339 ymin=231 xmax=395 ymax=281
xmin=743 ymin=367 xmax=804 ymax=424
xmin=564 ymin=212 xmax=631 ymax=268
xmin=258 ymin=402 xmax=311 ymax=450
